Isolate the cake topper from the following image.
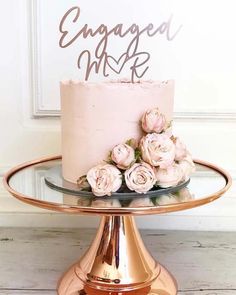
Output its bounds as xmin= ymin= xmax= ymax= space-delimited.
xmin=59 ymin=6 xmax=182 ymax=82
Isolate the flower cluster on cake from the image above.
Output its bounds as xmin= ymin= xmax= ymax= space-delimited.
xmin=77 ymin=107 xmax=195 ymax=197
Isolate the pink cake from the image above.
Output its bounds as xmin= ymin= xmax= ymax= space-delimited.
xmin=60 ymin=80 xmax=175 ymax=183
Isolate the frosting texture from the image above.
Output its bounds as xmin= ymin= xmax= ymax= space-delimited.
xmin=61 ymin=80 xmax=174 ymax=183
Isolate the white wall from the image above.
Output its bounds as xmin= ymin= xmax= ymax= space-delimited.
xmin=0 ymin=0 xmax=235 ymax=230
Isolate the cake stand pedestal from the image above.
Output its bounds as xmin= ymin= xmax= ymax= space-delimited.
xmin=58 ymin=215 xmax=176 ymax=295
xmin=3 ymin=156 xmax=231 ymax=295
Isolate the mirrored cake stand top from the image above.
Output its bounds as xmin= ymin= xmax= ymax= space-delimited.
xmin=2 ymin=155 xmax=232 ymax=295
xmin=3 ymin=155 xmax=231 ymax=216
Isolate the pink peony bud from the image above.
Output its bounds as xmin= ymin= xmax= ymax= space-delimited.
xmin=124 ymin=162 xmax=156 ymax=194
xmin=111 ymin=143 xmax=135 ymax=169
xmin=87 ymin=164 xmax=122 ymax=197
xmin=178 ymin=154 xmax=195 ymax=181
xmin=140 ymin=133 xmax=175 ymax=168
xmin=174 ymin=137 xmax=188 ymax=161
xmin=156 ymin=164 xmax=184 ymax=188
xmin=141 ymin=108 xmax=167 ymax=133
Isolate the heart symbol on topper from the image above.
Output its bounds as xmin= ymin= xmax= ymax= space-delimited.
xmin=106 ymin=53 xmax=128 ymax=74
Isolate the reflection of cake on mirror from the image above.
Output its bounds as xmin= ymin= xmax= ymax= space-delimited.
xmin=60 ymin=79 xmax=195 ymax=197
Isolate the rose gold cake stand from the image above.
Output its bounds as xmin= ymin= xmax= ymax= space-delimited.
xmin=3 ymin=156 xmax=232 ymax=295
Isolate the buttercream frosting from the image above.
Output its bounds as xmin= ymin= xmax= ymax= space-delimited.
xmin=60 ymin=80 xmax=174 ymax=183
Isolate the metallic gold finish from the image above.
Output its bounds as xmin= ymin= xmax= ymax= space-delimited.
xmin=57 ymin=215 xmax=177 ymax=295
xmin=3 ymin=155 xmax=232 ymax=294
xmin=3 ymin=155 xmax=232 ymax=215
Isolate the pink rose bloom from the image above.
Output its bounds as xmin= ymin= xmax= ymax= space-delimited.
xmin=141 ymin=108 xmax=167 ymax=133
xmin=140 ymin=133 xmax=175 ymax=168
xmin=87 ymin=164 xmax=122 ymax=197
xmin=156 ymin=164 xmax=184 ymax=188
xmin=174 ymin=137 xmax=188 ymax=161
xmin=178 ymin=154 xmax=195 ymax=181
xmin=125 ymin=162 xmax=156 ymax=194
xmin=111 ymin=143 xmax=135 ymax=169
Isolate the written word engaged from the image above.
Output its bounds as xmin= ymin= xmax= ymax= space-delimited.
xmin=59 ymin=6 xmax=182 ymax=82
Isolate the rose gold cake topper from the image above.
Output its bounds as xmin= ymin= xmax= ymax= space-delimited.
xmin=59 ymin=6 xmax=182 ymax=82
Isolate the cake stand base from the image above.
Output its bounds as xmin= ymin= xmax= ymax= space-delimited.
xmin=57 ymin=215 xmax=177 ymax=295
xmin=58 ymin=263 xmax=176 ymax=294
